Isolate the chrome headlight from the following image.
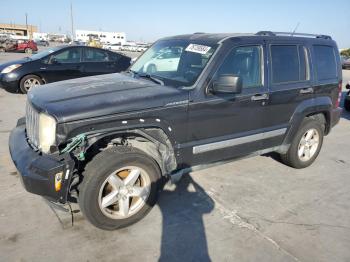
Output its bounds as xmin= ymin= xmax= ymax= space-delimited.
xmin=1 ymin=64 xmax=22 ymax=74
xmin=38 ymin=113 xmax=56 ymax=153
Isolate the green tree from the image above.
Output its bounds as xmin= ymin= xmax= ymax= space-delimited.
xmin=340 ymin=48 xmax=350 ymax=57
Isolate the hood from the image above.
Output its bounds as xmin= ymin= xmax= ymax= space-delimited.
xmin=0 ymin=58 xmax=31 ymax=71
xmin=28 ymin=73 xmax=188 ymax=123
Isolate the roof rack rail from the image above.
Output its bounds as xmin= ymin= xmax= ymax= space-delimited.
xmin=255 ymin=31 xmax=332 ymax=40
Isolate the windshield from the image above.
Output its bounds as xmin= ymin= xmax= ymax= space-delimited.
xmin=130 ymin=39 xmax=217 ymax=87
xmin=30 ymin=46 xmax=62 ymax=60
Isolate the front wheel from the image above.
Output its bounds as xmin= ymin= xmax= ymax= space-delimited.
xmin=78 ymin=147 xmax=161 ymax=230
xmin=280 ymin=118 xmax=324 ymax=169
xmin=24 ymin=48 xmax=32 ymax=54
xmin=19 ymin=74 xmax=43 ymax=93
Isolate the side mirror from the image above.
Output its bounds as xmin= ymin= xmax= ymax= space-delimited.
xmin=211 ymin=75 xmax=242 ymax=94
xmin=346 ymin=81 xmax=350 ymax=90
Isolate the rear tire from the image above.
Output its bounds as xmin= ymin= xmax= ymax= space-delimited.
xmin=78 ymin=146 xmax=161 ymax=230
xmin=280 ymin=118 xmax=324 ymax=169
xmin=19 ymin=74 xmax=43 ymax=94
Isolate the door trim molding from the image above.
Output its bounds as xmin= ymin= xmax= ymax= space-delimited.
xmin=192 ymin=128 xmax=287 ymax=154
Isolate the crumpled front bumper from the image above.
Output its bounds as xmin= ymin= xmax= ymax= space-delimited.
xmin=9 ymin=120 xmax=75 ymax=203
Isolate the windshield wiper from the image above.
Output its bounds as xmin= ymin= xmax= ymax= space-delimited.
xmin=129 ymin=70 xmax=164 ymax=85
xmin=139 ymin=74 xmax=164 ymax=85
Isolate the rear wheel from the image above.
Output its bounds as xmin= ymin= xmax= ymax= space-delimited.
xmin=19 ymin=74 xmax=43 ymax=94
xmin=78 ymin=147 xmax=161 ymax=230
xmin=280 ymin=118 xmax=324 ymax=169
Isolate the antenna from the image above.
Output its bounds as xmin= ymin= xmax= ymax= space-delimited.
xmin=70 ymin=2 xmax=74 ymax=41
xmin=291 ymin=22 xmax=300 ymax=36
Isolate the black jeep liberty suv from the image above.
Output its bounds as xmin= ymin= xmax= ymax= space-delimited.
xmin=9 ymin=31 xmax=342 ymax=230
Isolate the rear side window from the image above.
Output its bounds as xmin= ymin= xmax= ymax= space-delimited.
xmin=271 ymin=45 xmax=300 ymax=83
xmin=51 ymin=48 xmax=81 ymax=63
xmin=84 ymin=48 xmax=110 ymax=62
xmin=109 ymin=52 xmax=122 ymax=62
xmin=313 ymin=45 xmax=337 ymax=80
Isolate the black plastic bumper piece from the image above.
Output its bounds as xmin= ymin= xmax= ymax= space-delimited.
xmin=330 ymin=107 xmax=342 ymax=128
xmin=9 ymin=124 xmax=75 ymax=203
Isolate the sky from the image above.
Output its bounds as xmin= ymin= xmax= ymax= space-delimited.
xmin=1 ymin=0 xmax=349 ymax=48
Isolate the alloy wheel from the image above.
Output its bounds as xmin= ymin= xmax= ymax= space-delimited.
xmin=98 ymin=166 xmax=151 ymax=219
xmin=23 ymin=78 xmax=41 ymax=92
xmin=298 ymin=128 xmax=320 ymax=162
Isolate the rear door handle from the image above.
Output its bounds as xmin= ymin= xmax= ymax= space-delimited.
xmin=300 ymin=87 xmax=313 ymax=94
xmin=251 ymin=93 xmax=269 ymax=101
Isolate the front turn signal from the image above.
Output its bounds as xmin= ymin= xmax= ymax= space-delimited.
xmin=55 ymin=172 xmax=63 ymax=192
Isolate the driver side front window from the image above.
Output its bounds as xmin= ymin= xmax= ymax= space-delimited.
xmin=51 ymin=48 xmax=82 ymax=63
xmin=214 ymin=45 xmax=263 ymax=88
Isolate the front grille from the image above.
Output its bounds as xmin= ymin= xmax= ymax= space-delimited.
xmin=26 ymin=102 xmax=40 ymax=149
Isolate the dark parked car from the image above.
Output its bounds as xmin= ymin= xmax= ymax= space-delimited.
xmin=35 ymin=39 xmax=50 ymax=47
xmin=0 ymin=45 xmax=131 ymax=93
xmin=9 ymin=32 xmax=342 ymax=230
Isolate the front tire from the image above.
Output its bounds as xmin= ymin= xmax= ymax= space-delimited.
xmin=280 ymin=118 xmax=324 ymax=169
xmin=19 ymin=74 xmax=43 ymax=94
xmin=78 ymin=146 xmax=161 ymax=230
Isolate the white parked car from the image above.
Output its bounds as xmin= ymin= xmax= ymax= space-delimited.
xmin=109 ymin=43 xmax=122 ymax=51
xmin=143 ymin=51 xmax=181 ymax=73
xmin=122 ymin=44 xmax=138 ymax=52
xmin=136 ymin=45 xmax=148 ymax=52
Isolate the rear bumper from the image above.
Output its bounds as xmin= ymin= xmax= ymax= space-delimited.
xmin=330 ymin=107 xmax=342 ymax=129
xmin=9 ymin=122 xmax=74 ymax=203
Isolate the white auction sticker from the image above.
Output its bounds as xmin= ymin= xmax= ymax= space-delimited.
xmin=185 ymin=44 xmax=211 ymax=54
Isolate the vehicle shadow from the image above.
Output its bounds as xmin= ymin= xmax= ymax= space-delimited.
xmin=157 ymin=174 xmax=214 ymax=262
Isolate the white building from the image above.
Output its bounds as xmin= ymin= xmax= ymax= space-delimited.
xmin=75 ymin=30 xmax=126 ymax=45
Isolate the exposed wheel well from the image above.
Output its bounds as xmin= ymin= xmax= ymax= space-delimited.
xmin=306 ymin=112 xmax=329 ymax=134
xmin=19 ymin=73 xmax=46 ymax=86
xmin=84 ymin=128 xmax=177 ymax=176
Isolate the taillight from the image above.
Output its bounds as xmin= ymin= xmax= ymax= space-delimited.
xmin=335 ymin=81 xmax=342 ymax=108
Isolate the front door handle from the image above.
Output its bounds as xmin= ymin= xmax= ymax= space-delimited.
xmin=300 ymin=87 xmax=313 ymax=94
xmin=251 ymin=93 xmax=269 ymax=101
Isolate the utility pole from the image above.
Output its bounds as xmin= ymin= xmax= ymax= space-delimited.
xmin=25 ymin=13 xmax=28 ymax=37
xmin=70 ymin=2 xmax=74 ymax=41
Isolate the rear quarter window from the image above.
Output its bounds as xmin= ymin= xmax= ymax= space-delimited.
xmin=270 ymin=45 xmax=300 ymax=83
xmin=313 ymin=45 xmax=337 ymax=81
